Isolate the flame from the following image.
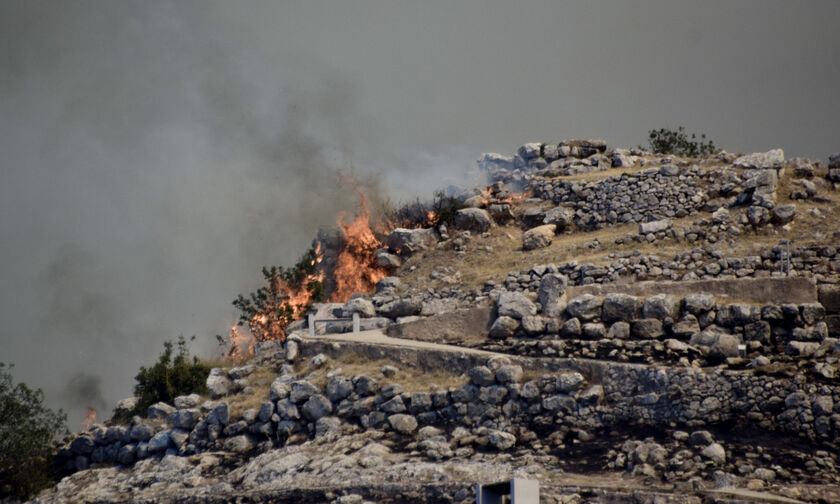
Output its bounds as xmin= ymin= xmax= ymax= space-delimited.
xmin=329 ymin=192 xmax=389 ymax=302
xmin=426 ymin=210 xmax=437 ymax=225
xmin=82 ymin=407 xmax=96 ymax=431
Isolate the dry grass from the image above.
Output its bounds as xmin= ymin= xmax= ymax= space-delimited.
xmin=226 ymin=366 xmax=279 ymax=419
xmin=298 ymin=351 xmax=467 ymax=393
xmin=396 ymin=161 xmax=840 ymax=294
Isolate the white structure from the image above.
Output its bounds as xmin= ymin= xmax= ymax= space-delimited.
xmin=476 ymin=478 xmax=539 ymax=504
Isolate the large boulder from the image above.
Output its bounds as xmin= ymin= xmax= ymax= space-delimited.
xmin=206 ymin=369 xmax=233 ymax=399
xmin=497 ymin=291 xmax=537 ymax=319
xmin=642 ymin=294 xmax=680 ymax=320
xmin=602 ymin=293 xmax=640 ymax=323
xmin=538 ymin=273 xmax=568 ymax=317
xmin=388 ymin=414 xmax=418 ymax=434
xmin=454 ymin=208 xmax=494 ymax=232
xmin=301 ymin=395 xmax=333 ymax=421
xmin=385 ymin=228 xmax=438 ymax=255
xmin=488 ymin=316 xmax=519 ymax=339
xmin=638 ymin=219 xmax=672 ymax=235
xmin=377 ymin=299 xmax=422 ymax=318
xmin=543 ymin=206 xmax=575 ymax=231
xmin=771 ymin=204 xmax=796 ymax=225
xmin=522 ymin=224 xmax=556 ymax=251
xmin=733 ymin=149 xmax=784 ymax=170
xmin=341 ymin=297 xmax=376 ymax=318
xmin=566 ymin=294 xmax=603 ymax=321
xmin=684 ymin=293 xmax=715 ymax=314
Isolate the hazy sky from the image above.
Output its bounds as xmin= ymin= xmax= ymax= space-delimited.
xmin=2 ymin=1 xmax=839 ymax=426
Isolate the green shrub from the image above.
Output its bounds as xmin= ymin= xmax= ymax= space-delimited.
xmin=0 ymin=363 xmax=67 ymax=499
xmin=429 ymin=190 xmax=464 ymax=227
xmin=132 ymin=336 xmax=211 ymax=415
xmin=645 ymin=126 xmax=717 ymax=157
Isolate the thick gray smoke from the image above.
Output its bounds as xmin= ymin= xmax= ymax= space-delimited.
xmin=1 ymin=1 xmax=838 ymax=428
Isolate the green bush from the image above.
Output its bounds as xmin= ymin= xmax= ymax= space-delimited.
xmin=429 ymin=190 xmax=464 ymax=227
xmin=0 ymin=363 xmax=67 ymax=499
xmin=132 ymin=336 xmax=212 ymax=415
xmin=645 ymin=126 xmax=717 ymax=157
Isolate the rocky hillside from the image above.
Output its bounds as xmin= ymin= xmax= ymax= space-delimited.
xmin=34 ymin=140 xmax=840 ymax=504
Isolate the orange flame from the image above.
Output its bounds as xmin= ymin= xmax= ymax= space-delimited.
xmin=82 ymin=407 xmax=96 ymax=431
xmin=330 ymin=192 xmax=389 ymax=302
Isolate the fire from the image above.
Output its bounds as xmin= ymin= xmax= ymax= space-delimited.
xmin=225 ymin=325 xmax=255 ymax=365
xmin=81 ymin=407 xmax=96 ymax=431
xmin=329 ymin=193 xmax=389 ymax=302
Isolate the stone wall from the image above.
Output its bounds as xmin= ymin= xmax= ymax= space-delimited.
xmin=53 ymin=346 xmax=840 ymax=484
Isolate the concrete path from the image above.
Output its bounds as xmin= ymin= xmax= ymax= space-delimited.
xmin=292 ymin=328 xmax=498 ymax=357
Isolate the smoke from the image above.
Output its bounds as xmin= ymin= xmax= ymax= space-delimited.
xmin=0 ymin=1 xmax=439 ymax=428
xmin=2 ymin=1 xmax=838 ymax=428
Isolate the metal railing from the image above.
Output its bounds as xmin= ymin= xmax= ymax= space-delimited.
xmin=308 ymin=312 xmax=360 ymax=337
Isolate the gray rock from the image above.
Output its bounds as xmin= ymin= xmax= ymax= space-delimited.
xmin=147 ymin=430 xmax=172 ymax=453
xmin=388 ymin=414 xmax=418 ymax=434
xmin=377 ymin=299 xmax=422 ymax=318
xmin=301 ymin=395 xmax=333 ymax=421
xmin=602 ymin=293 xmax=640 ymax=323
xmin=488 ymin=316 xmax=520 ymax=339
xmin=147 ymin=402 xmax=176 ymax=420
xmin=454 ymin=208 xmax=494 ymax=232
xmin=560 ymin=317 xmax=582 ymax=337
xmin=341 ymin=297 xmax=376 ymax=318
xmin=557 ymin=372 xmax=586 ymax=393
xmin=716 ymin=304 xmax=759 ymax=327
xmin=709 ymin=333 xmax=740 ymax=359
xmin=228 ymin=364 xmax=256 ymax=380
xmin=520 ymin=315 xmax=547 ymax=335
xmin=206 ymin=368 xmax=233 ymax=399
xmin=314 ymin=416 xmax=342 ymax=438
xmin=632 ymin=319 xmax=664 ymax=339
xmin=566 ymin=294 xmax=602 ymax=321
xmin=639 ymin=219 xmax=672 ymax=234
xmin=468 ymin=366 xmax=496 ymax=386
xmin=326 ymin=376 xmax=353 ymax=402
xmin=733 ymin=149 xmax=784 ymax=170
xmin=786 ymin=341 xmax=820 ymax=357
xmin=487 ymin=430 xmax=516 ymax=450
xmin=684 ymin=293 xmax=716 ymax=315
xmin=206 ymin=401 xmax=230 ymax=426
xmin=747 ymin=205 xmax=770 ymax=226
xmin=385 ymin=228 xmax=438 ymax=255
xmin=771 ymin=204 xmax=796 ymax=224
xmin=168 ymin=408 xmax=200 ymax=430
xmin=702 ymin=443 xmax=727 ymax=464
xmin=380 ymin=396 xmax=406 ymax=414
xmin=353 ymin=375 xmax=380 ymax=396
xmin=375 ymin=248 xmax=402 ymax=268
xmin=497 ymin=291 xmax=537 ymax=319
xmin=542 ymin=395 xmax=577 ymax=413
xmin=269 ymin=379 xmax=291 ymax=402
xmin=173 ymin=394 xmax=201 ymax=409
xmin=495 ymin=365 xmax=523 ymax=384
xmin=275 ymin=399 xmax=300 ymax=420
xmin=543 ymin=206 xmax=575 ymax=231
xmin=582 ymin=322 xmax=606 ymax=339
xmin=642 ymin=294 xmax=680 ymax=320
xmin=689 ymin=430 xmax=714 ymax=447
xmin=522 ymin=224 xmax=556 ymax=251
xmin=538 ymin=273 xmax=568 ymax=317
xmin=224 ymin=434 xmax=255 ymax=453
xmin=116 ymin=444 xmax=136 ymax=465
xmin=607 ymin=321 xmax=630 ymax=339
xmin=290 ymin=380 xmax=320 ymax=403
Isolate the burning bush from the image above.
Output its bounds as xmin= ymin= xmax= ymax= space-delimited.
xmin=0 ymin=363 xmax=67 ymax=499
xmin=131 ymin=336 xmax=212 ymax=416
xmin=229 ymin=247 xmax=325 ymax=350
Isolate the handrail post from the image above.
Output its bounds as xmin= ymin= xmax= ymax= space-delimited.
xmin=353 ymin=312 xmax=360 ymax=333
xmin=308 ymin=314 xmax=315 ymax=337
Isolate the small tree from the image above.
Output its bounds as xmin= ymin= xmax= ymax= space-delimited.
xmin=645 ymin=126 xmax=717 ymax=157
xmin=230 ymin=247 xmax=325 ymax=347
xmin=0 ymin=363 xmax=67 ymax=500
xmin=132 ymin=336 xmax=211 ymax=415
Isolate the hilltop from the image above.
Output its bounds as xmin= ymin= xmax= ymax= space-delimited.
xmin=32 ymin=139 xmax=840 ymax=504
